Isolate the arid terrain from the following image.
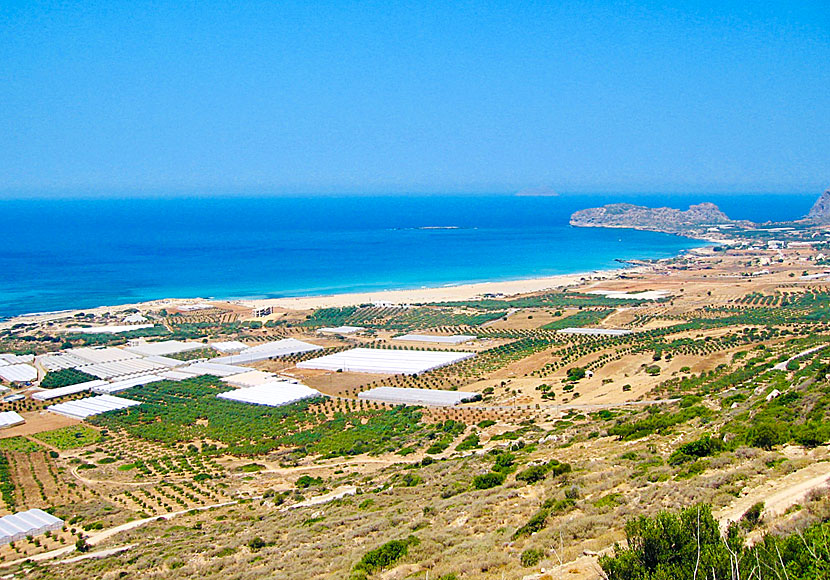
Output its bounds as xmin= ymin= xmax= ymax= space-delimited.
xmin=3 ymin=230 xmax=830 ymax=579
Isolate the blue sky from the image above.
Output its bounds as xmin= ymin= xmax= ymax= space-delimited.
xmin=1 ymin=1 xmax=828 ymax=196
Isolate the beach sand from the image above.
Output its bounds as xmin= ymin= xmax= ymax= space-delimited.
xmin=1 ymin=266 xmax=652 ymax=328
xmin=239 ymin=266 xmax=648 ymax=311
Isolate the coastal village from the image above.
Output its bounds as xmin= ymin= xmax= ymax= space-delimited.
xmin=2 ymin=191 xmax=830 ymax=578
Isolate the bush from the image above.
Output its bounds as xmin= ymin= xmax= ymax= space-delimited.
xmin=472 ymin=472 xmax=506 ymax=490
xmin=513 ymin=508 xmax=549 ymax=539
xmin=352 ymin=536 xmax=419 ymax=576
xmin=669 ymin=435 xmax=724 ymax=464
xmin=741 ymin=502 xmax=764 ymax=530
xmin=295 ymin=475 xmax=323 ymax=488
xmin=746 ymin=421 xmax=787 ymax=450
xmin=248 ymin=537 xmax=266 ymax=551
xmin=520 ymin=548 xmax=544 ymax=567
xmin=515 ymin=460 xmax=571 ymax=484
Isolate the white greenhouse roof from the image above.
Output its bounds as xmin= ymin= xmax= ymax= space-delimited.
xmin=124 ymin=340 xmax=204 ymax=357
xmin=0 ymin=353 xmax=35 ymax=365
xmin=358 ymin=387 xmax=480 ymax=407
xmin=32 ymin=380 xmax=109 ymax=400
xmin=0 ymin=364 xmax=37 ymax=383
xmin=210 ymin=340 xmax=249 ymax=353
xmin=0 ymin=509 xmax=63 ymax=545
xmin=123 ymin=313 xmax=148 ymax=323
xmin=297 ymin=348 xmax=475 ymax=375
xmin=92 ymin=374 xmax=166 ymax=394
xmin=217 ymin=382 xmax=322 ymax=407
xmin=212 ymin=339 xmax=323 ymax=364
xmin=47 ymin=394 xmax=141 ymax=419
xmin=37 ymin=352 xmax=90 ymax=371
xmin=66 ymin=347 xmax=142 ymax=365
xmin=60 ymin=324 xmax=155 ymax=334
xmin=159 ymin=370 xmax=196 ymax=381
xmin=317 ymin=326 xmax=364 ymax=335
xmin=81 ymin=358 xmax=170 ymax=380
xmin=224 ymin=370 xmax=280 ymax=388
xmin=557 ymin=328 xmax=633 ymax=336
xmin=393 ymin=334 xmax=476 ymax=344
xmin=182 ymin=361 xmax=251 ymax=377
xmin=0 ymin=411 xmax=25 ymax=429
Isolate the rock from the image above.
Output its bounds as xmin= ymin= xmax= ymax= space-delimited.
xmin=569 ymin=202 xmax=746 ymax=235
xmin=806 ymin=188 xmax=830 ymax=223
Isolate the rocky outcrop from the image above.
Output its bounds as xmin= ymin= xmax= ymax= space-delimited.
xmin=806 ymin=188 xmax=830 ymax=223
xmin=570 ymin=202 xmax=742 ymax=234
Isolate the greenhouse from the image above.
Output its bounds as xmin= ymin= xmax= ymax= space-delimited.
xmin=124 ymin=340 xmax=205 ymax=357
xmin=0 ymin=509 xmax=64 ymax=545
xmin=0 ymin=411 xmax=25 ymax=429
xmin=92 ymin=374 xmax=166 ymax=394
xmin=212 ymin=338 xmax=322 ymax=364
xmin=217 ymin=381 xmax=322 ymax=407
xmin=47 ymin=394 xmax=141 ymax=419
xmin=358 ymin=387 xmax=480 ymax=406
xmin=297 ymin=348 xmax=474 ymax=375
xmin=31 ymin=380 xmax=109 ymax=400
xmin=0 ymin=363 xmax=37 ymax=383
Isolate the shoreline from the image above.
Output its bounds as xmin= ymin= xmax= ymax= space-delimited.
xmin=0 ymin=264 xmax=656 ymax=328
xmin=239 ymin=265 xmax=651 ymax=311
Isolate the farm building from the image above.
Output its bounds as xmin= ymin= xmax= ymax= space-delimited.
xmin=392 ymin=334 xmax=476 ymax=344
xmin=217 ymin=381 xmax=322 ymax=407
xmin=31 ymin=380 xmax=109 ymax=400
xmin=297 ymin=348 xmax=475 ymax=375
xmin=0 ymin=509 xmax=64 ymax=545
xmin=557 ymin=328 xmax=633 ymax=336
xmin=317 ymin=326 xmax=364 ymax=335
xmin=358 ymin=387 xmax=480 ymax=406
xmin=124 ymin=340 xmax=205 ymax=357
xmin=212 ymin=338 xmax=322 ymax=364
xmin=0 ymin=411 xmax=25 ymax=429
xmin=47 ymin=394 xmax=141 ymax=419
xmin=0 ymin=363 xmax=37 ymax=383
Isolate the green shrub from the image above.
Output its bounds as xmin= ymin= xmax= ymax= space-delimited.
xmin=472 ymin=472 xmax=506 ymax=490
xmin=520 ymin=548 xmax=544 ymax=567
xmin=352 ymin=535 xmax=419 ymax=576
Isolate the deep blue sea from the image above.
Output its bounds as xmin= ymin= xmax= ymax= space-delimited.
xmin=0 ymin=193 xmax=818 ymax=319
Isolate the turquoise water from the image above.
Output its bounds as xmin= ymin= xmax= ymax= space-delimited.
xmin=0 ymin=193 xmax=817 ymax=319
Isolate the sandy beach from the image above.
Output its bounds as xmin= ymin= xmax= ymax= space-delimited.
xmin=240 ymin=267 xmax=647 ymax=311
xmin=1 ymin=265 xmax=651 ymax=327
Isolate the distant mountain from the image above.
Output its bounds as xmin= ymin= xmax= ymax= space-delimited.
xmin=806 ymin=188 xmax=830 ymax=223
xmin=569 ymin=202 xmax=745 ymax=235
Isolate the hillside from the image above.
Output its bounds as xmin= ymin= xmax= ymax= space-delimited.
xmin=3 ymin=237 xmax=830 ymax=578
xmin=569 ymin=202 xmax=747 ymax=235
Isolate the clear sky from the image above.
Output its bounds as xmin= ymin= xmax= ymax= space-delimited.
xmin=1 ymin=1 xmax=828 ymax=196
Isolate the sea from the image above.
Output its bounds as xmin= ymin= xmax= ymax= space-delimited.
xmin=0 ymin=192 xmax=818 ymax=320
